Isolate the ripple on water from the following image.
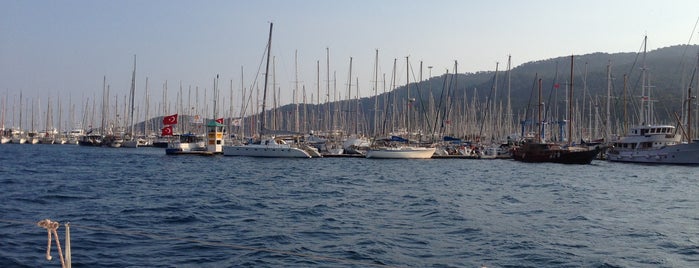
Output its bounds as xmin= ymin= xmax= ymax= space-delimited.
xmin=1 ymin=146 xmax=697 ymax=267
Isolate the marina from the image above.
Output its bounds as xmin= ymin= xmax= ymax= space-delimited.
xmin=2 ymin=2 xmax=699 ymax=267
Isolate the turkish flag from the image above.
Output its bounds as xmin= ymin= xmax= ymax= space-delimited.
xmin=161 ymin=125 xmax=173 ymax=136
xmin=215 ymin=118 xmax=224 ymax=124
xmin=162 ymin=114 xmax=178 ymax=125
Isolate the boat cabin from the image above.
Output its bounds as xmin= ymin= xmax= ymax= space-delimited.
xmin=613 ymin=125 xmax=679 ymax=150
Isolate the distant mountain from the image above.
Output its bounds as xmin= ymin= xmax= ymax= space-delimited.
xmin=268 ymin=44 xmax=699 ymax=136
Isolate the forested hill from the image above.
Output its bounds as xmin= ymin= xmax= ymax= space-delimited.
xmin=410 ymin=44 xmax=699 ymax=116
xmin=271 ymin=44 xmax=699 ymax=133
xmin=365 ymin=45 xmax=695 ymax=118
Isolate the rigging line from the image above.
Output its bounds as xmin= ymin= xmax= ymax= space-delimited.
xmin=685 ymin=16 xmax=699 ymax=48
xmin=240 ymin=39 xmax=271 ymax=122
xmin=407 ymin=61 xmax=435 ymax=137
xmin=519 ymin=73 xmax=539 ymax=138
xmin=0 ymin=218 xmax=402 ymax=268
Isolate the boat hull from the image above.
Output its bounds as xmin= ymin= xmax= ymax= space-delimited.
xmin=222 ymin=144 xmax=312 ymax=158
xmin=512 ymin=143 xmax=603 ymax=164
xmin=365 ymin=147 xmax=436 ymax=159
xmin=606 ymin=142 xmax=699 ymax=164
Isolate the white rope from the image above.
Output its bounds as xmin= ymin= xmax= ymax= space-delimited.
xmin=37 ymin=219 xmax=66 ymax=268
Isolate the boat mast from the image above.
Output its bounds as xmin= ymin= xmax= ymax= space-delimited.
xmin=259 ymin=22 xmax=273 ymax=137
xmin=507 ymin=55 xmax=512 ymax=137
xmin=606 ymin=61 xmax=612 ymax=141
xmin=101 ymin=76 xmax=106 ymax=135
xmin=538 ymin=78 xmax=543 ymax=143
xmin=568 ymin=55 xmax=574 ymax=146
xmin=406 ymin=56 xmax=410 ymax=143
xmin=373 ymin=49 xmax=379 ymax=137
xmin=640 ymin=35 xmax=648 ymax=125
xmin=316 ymin=60 xmax=320 ymax=131
xmin=347 ymin=56 xmax=353 ymax=134
xmin=326 ymin=48 xmax=330 ymax=132
xmin=294 ymin=50 xmax=299 ymax=133
xmin=129 ymin=55 xmax=136 ymax=138
xmin=239 ymin=66 xmax=245 ymax=137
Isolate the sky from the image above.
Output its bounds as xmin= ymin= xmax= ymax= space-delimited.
xmin=1 ymin=0 xmax=698 ymax=126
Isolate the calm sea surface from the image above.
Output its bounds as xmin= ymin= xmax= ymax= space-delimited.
xmin=0 ymin=144 xmax=697 ymax=267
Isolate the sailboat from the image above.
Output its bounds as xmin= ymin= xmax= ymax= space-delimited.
xmin=606 ymin=36 xmax=699 ymax=164
xmin=512 ymin=56 xmax=604 ymax=164
xmin=1 ymin=94 xmax=10 ymax=144
xmin=26 ymin=99 xmax=40 ymax=144
xmin=10 ymin=92 xmax=26 ymax=144
xmin=123 ymin=55 xmax=141 ymax=148
xmin=366 ymin=57 xmax=436 ymax=159
xmin=222 ymin=23 xmax=313 ymax=158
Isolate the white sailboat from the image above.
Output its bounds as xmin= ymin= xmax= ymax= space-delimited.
xmin=365 ymin=145 xmax=436 ymax=159
xmin=11 ymin=92 xmax=26 ymax=144
xmin=222 ymin=23 xmax=312 ymax=158
xmin=1 ymin=94 xmax=9 ymax=144
xmin=123 ymin=55 xmax=139 ymax=148
xmin=366 ymin=57 xmax=435 ymax=159
xmin=606 ymin=36 xmax=699 ymax=164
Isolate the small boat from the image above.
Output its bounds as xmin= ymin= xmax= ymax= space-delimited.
xmin=78 ymin=133 xmax=104 ymax=146
xmin=11 ymin=130 xmax=26 ymax=144
xmin=223 ymin=137 xmax=312 ymax=158
xmin=605 ymin=36 xmax=699 ymax=164
xmin=512 ymin=140 xmax=603 ymax=164
xmin=366 ymin=56 xmax=435 ymax=160
xmin=165 ymin=133 xmax=207 ymax=154
xmin=512 ymin=57 xmax=602 ymax=164
xmin=366 ymin=136 xmax=435 ymax=159
xmin=605 ymin=123 xmax=699 ymax=164
xmin=66 ymin=129 xmax=84 ymax=145
xmin=221 ymin=23 xmax=314 ymax=159
xmin=26 ymin=131 xmax=40 ymax=144
xmin=342 ymin=135 xmax=371 ymax=155
xmin=366 ymin=145 xmax=436 ymax=159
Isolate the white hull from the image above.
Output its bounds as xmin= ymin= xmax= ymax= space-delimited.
xmin=0 ymin=137 xmax=10 ymax=144
xmin=606 ymin=123 xmax=698 ymax=164
xmin=223 ymin=144 xmax=311 ymax=158
xmin=170 ymin=141 xmax=206 ymax=151
xmin=107 ymin=140 xmax=123 ymax=148
xmin=122 ymin=140 xmax=139 ymax=148
xmin=11 ymin=137 xmax=26 ymax=144
xmin=606 ymin=142 xmax=699 ymax=164
xmin=123 ymin=138 xmax=148 ymax=148
xmin=366 ymin=146 xmax=436 ymax=159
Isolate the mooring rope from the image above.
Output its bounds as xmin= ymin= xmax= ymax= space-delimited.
xmin=36 ymin=219 xmax=66 ymax=268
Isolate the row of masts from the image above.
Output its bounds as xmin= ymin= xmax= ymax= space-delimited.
xmin=2 ymin=47 xmax=698 ymax=145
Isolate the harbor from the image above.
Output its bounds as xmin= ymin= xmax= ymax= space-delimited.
xmin=2 ymin=1 xmax=699 ymax=267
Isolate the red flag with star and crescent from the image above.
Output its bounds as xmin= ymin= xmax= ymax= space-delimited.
xmin=162 ymin=114 xmax=178 ymax=125
xmin=161 ymin=125 xmax=173 ymax=136
xmin=215 ymin=118 xmax=224 ymax=124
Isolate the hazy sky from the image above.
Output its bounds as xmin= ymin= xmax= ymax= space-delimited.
xmin=1 ymin=0 xmax=698 ymax=123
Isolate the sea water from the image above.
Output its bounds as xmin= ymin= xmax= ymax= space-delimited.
xmin=0 ymin=144 xmax=697 ymax=267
